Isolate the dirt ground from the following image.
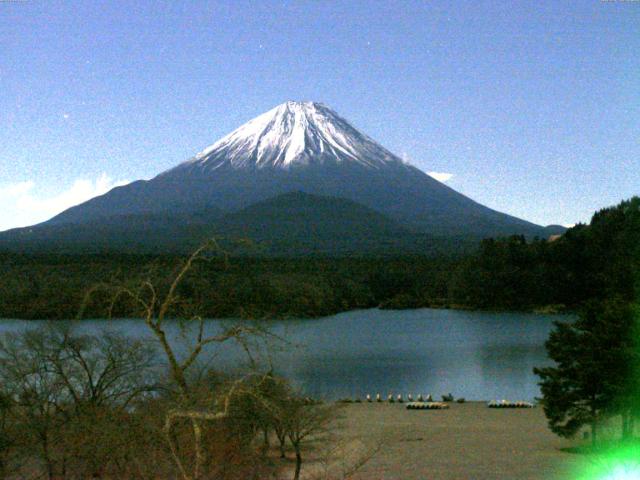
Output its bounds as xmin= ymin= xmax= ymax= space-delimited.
xmin=325 ymin=402 xmax=588 ymax=480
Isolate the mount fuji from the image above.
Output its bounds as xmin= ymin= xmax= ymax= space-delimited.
xmin=0 ymin=101 xmax=562 ymax=254
xmin=176 ymin=101 xmax=400 ymax=170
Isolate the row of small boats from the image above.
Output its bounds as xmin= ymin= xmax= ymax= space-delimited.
xmin=406 ymin=400 xmax=534 ymax=410
xmin=487 ymin=400 xmax=534 ymax=408
xmin=340 ymin=394 xmax=535 ymax=408
xmin=406 ymin=402 xmax=449 ymax=410
xmin=360 ymin=393 xmax=460 ymax=403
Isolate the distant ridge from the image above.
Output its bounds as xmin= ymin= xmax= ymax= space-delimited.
xmin=0 ymin=192 xmax=475 ymax=256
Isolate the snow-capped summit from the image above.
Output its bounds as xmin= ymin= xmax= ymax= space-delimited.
xmin=177 ymin=101 xmax=403 ymax=171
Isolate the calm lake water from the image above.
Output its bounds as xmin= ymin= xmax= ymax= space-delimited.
xmin=0 ymin=308 xmax=567 ymax=402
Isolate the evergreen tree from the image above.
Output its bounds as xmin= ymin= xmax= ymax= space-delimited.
xmin=534 ymin=298 xmax=639 ymax=444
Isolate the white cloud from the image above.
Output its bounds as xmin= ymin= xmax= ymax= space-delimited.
xmin=428 ymin=171 xmax=454 ymax=183
xmin=1 ymin=180 xmax=35 ymax=196
xmin=400 ymin=152 xmax=454 ymax=183
xmin=0 ymin=173 xmax=129 ymax=232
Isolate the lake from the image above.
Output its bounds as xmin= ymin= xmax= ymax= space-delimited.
xmin=0 ymin=308 xmax=566 ymax=402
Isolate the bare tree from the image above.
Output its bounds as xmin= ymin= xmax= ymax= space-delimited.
xmin=0 ymin=325 xmax=69 ymax=479
xmin=0 ymin=391 xmax=18 ymax=479
xmin=284 ymin=400 xmax=335 ymax=480
xmin=46 ymin=325 xmax=158 ymax=411
xmin=0 ymin=323 xmax=158 ymax=479
xmin=82 ymin=240 xmax=276 ymax=480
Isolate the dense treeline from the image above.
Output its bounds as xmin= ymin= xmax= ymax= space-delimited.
xmin=0 ymin=254 xmax=454 ymax=320
xmin=532 ymin=197 xmax=640 ymax=447
xmin=1 ymin=197 xmax=638 ymax=320
xmin=451 ymin=196 xmax=640 ymax=310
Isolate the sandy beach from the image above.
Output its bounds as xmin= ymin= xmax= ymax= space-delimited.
xmin=327 ymin=402 xmax=587 ymax=480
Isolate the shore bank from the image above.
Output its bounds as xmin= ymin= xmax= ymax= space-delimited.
xmin=328 ymin=402 xmax=586 ymax=480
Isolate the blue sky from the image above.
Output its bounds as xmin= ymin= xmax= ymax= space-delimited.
xmin=1 ymin=0 xmax=638 ymax=231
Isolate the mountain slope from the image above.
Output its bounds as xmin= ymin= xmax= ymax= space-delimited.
xmin=0 ymin=192 xmax=470 ymax=256
xmin=0 ymin=208 xmax=223 ymax=254
xmin=214 ymin=191 xmax=440 ymax=256
xmin=1 ymin=101 xmax=556 ymax=253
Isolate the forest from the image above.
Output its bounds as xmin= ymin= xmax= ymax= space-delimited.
xmin=0 ymin=197 xmax=638 ymax=321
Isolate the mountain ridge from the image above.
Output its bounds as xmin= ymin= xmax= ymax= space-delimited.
xmin=0 ymin=101 xmax=562 ymax=253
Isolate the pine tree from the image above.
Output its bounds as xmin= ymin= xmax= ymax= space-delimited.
xmin=534 ymin=298 xmax=639 ymax=445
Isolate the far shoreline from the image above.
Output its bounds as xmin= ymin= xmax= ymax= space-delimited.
xmin=0 ymin=303 xmax=576 ymax=322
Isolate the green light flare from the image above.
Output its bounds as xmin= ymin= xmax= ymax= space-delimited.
xmin=601 ymin=465 xmax=640 ymax=480
xmin=574 ymin=444 xmax=640 ymax=480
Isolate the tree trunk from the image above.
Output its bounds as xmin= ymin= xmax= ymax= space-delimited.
xmin=590 ymin=401 xmax=597 ymax=447
xmin=622 ymin=410 xmax=635 ymax=440
xmin=42 ymin=433 xmax=55 ymax=480
xmin=191 ymin=417 xmax=204 ymax=480
xmin=275 ymin=427 xmax=286 ymax=458
xmin=622 ymin=412 xmax=630 ymax=440
xmin=293 ymin=444 xmax=302 ymax=480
